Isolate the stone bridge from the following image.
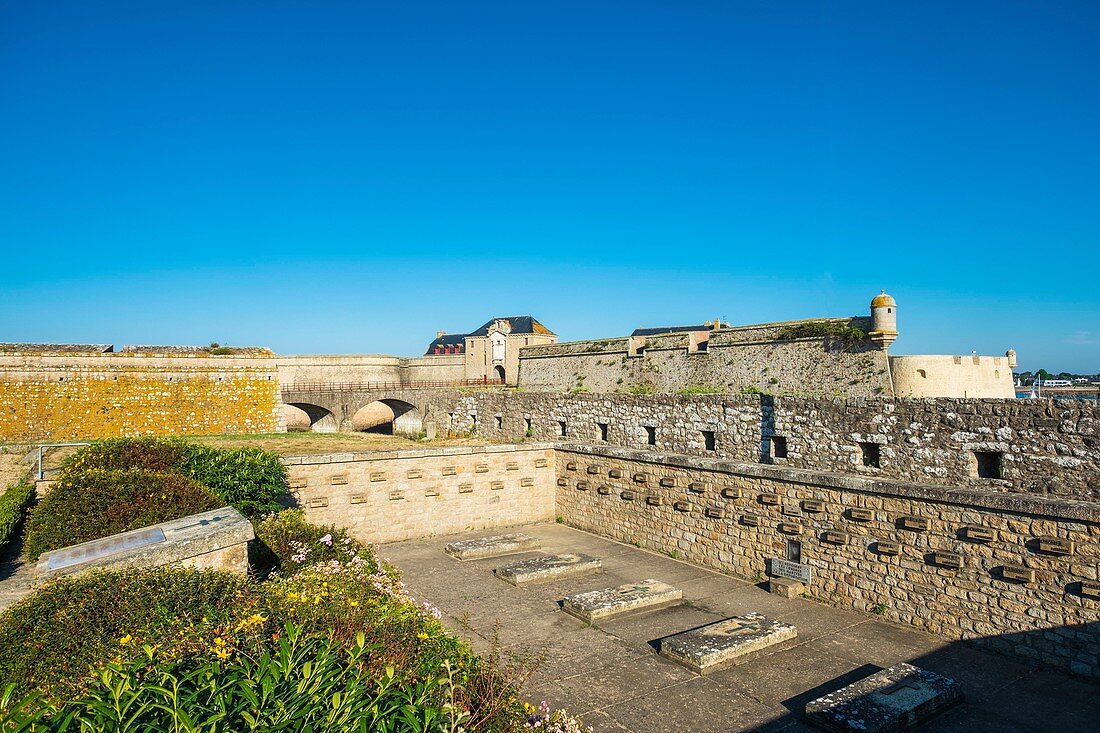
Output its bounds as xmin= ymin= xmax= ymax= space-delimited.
xmin=280 ymin=386 xmax=465 ymax=436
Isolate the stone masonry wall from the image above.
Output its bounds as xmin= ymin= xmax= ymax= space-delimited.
xmin=555 ymin=444 xmax=1100 ymax=680
xmin=285 ymin=444 xmax=557 ymax=544
xmin=442 ymin=392 xmax=1099 ymax=501
xmin=517 ymin=317 xmax=892 ymax=398
xmin=0 ymin=351 xmax=280 ymax=442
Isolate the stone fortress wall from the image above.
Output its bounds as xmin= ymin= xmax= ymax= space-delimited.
xmin=0 ymin=345 xmax=280 ymax=442
xmin=441 ymin=392 xmax=1099 ymax=501
xmin=284 ymin=443 xmax=557 ymax=544
xmin=516 ymin=317 xmax=895 ymax=398
xmin=276 ymin=354 xmax=465 ymax=386
xmin=553 ymin=444 xmax=1100 ymax=680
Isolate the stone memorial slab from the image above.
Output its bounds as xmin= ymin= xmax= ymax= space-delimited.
xmin=445 ymin=533 xmax=542 ymax=561
xmin=802 ymin=499 xmax=826 ymax=513
xmin=769 ymin=557 xmax=812 ymax=583
xmin=760 ymin=493 xmax=781 ymax=506
xmin=961 ymin=525 xmax=996 ymax=543
xmin=720 ymin=487 xmax=741 ymax=499
xmin=659 ymin=612 xmax=797 ymax=673
xmin=804 ymin=663 xmax=962 ymax=733
xmin=563 ymin=579 xmax=683 ymax=622
xmin=494 ymin=552 xmax=602 ymax=586
xmin=848 ymin=508 xmax=874 ymax=522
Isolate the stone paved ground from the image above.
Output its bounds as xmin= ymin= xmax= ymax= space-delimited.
xmin=381 ymin=523 xmax=1100 ymax=733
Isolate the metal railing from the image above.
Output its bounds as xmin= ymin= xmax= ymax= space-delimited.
xmin=282 ymin=378 xmax=505 ymax=392
xmin=35 ymin=442 xmax=90 ymax=481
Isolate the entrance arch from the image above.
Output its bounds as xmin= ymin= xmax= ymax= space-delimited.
xmin=284 ymin=403 xmax=338 ymax=433
xmin=493 ymin=365 xmax=506 ymax=383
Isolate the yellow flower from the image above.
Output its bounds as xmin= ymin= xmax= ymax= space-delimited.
xmin=349 ymin=600 xmax=359 ymax=607
xmin=417 ymin=632 xmax=429 ymax=640
xmin=119 ymin=635 xmax=132 ymax=646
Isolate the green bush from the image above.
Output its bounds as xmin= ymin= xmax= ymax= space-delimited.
xmin=775 ymin=321 xmax=867 ymax=346
xmin=0 ymin=484 xmax=35 ymax=555
xmin=60 ymin=438 xmax=287 ymax=520
xmin=23 ymin=469 xmax=220 ymax=561
xmin=2 ymin=624 xmax=467 ymax=733
xmin=0 ymin=567 xmax=261 ymax=699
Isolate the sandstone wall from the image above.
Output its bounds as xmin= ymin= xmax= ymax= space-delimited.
xmin=441 ymin=392 xmax=1099 ymax=501
xmin=517 ymin=318 xmax=892 ymax=398
xmin=0 ymin=350 xmax=279 ymax=442
xmin=285 ymin=444 xmax=557 ymax=544
xmin=554 ymin=444 xmax=1100 ymax=680
xmin=891 ymin=354 xmax=1016 ymax=398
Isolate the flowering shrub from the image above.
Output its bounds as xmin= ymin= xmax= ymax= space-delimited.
xmin=524 ymin=701 xmax=594 ymax=733
xmin=255 ymin=509 xmax=369 ymax=573
xmin=23 ymin=469 xmax=221 ymax=560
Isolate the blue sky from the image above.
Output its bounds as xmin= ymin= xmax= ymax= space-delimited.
xmin=1 ymin=2 xmax=1097 ymax=372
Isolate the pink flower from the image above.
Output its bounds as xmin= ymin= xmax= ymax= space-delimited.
xmin=319 ymin=534 xmax=333 ymax=546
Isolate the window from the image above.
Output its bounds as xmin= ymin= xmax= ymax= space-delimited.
xmin=702 ymin=430 xmax=716 ymax=452
xmin=495 ymin=415 xmax=503 ymax=430
xmin=770 ymin=436 xmax=788 ymax=459
xmin=524 ymin=417 xmax=532 ymax=434
xmin=974 ymin=451 xmax=1003 ymax=479
xmin=645 ymin=425 xmax=657 ymax=446
xmin=597 ymin=422 xmax=609 ymax=442
xmin=559 ymin=420 xmax=568 ymax=437
xmin=860 ymin=442 xmax=881 ymax=468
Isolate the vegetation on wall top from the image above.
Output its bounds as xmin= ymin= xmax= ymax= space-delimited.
xmin=774 ymin=321 xmax=867 ymax=346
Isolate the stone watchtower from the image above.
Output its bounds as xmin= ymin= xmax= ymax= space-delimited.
xmin=868 ymin=290 xmax=898 ymax=349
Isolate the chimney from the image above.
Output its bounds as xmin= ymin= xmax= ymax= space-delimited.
xmin=436 ymin=330 xmax=445 ymax=339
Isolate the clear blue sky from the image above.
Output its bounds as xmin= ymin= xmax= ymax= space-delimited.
xmin=1 ymin=2 xmax=1097 ymax=372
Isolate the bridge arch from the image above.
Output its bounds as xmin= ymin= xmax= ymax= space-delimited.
xmin=351 ymin=398 xmax=423 ymax=437
xmin=284 ymin=402 xmax=338 ymax=433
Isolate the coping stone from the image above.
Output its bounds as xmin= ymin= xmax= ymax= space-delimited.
xmin=494 ymin=552 xmax=602 ymax=586
xmin=444 ymin=533 xmax=542 ymax=561
xmin=659 ymin=612 xmax=797 ymax=674
xmin=804 ymin=663 xmax=962 ymax=732
xmin=562 ymin=579 xmax=683 ymax=623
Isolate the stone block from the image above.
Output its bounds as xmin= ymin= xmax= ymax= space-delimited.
xmin=621 ymin=490 xmax=636 ymax=501
xmin=608 ymin=468 xmax=623 ymax=478
xmin=494 ymin=553 xmax=602 ymax=586
xmin=535 ymin=458 xmax=549 ymax=468
xmin=442 ymin=465 xmax=458 ymax=476
xmin=673 ymin=500 xmax=692 ymax=512
xmin=406 ymin=469 xmax=423 ymax=479
xmin=370 ymin=472 xmax=386 ymax=482
xmin=659 ymin=613 xmax=797 ymax=674
xmin=929 ymin=551 xmax=963 ymax=569
xmin=821 ymin=530 xmax=849 ymax=546
xmin=307 ymin=497 xmax=328 ymax=508
xmin=562 ymin=579 xmax=683 ymax=622
xmin=659 ymin=477 xmax=676 ymax=488
xmin=1000 ymin=564 xmax=1035 ymax=584
xmin=586 ymin=464 xmax=601 ymax=474
xmin=330 ymin=474 xmax=348 ymax=485
xmin=349 ymin=493 xmax=367 ymax=504
xmin=961 ymin=524 xmax=997 ymax=543
xmin=704 ymin=505 xmax=725 ymax=519
xmin=1035 ymin=536 xmax=1074 ymax=556
xmin=633 ymin=472 xmax=649 ymax=483
xmin=565 ymin=461 xmax=577 ymax=471
xmin=802 ymin=499 xmax=826 ymax=513
xmin=768 ymin=578 xmax=805 ymax=598
xmin=646 ymin=494 xmax=663 ymax=506
xmin=444 ymin=533 xmax=542 ymax=561
xmin=760 ymin=493 xmax=781 ymax=506
xmin=804 ymin=663 xmax=962 ymax=733
xmin=597 ymin=485 xmax=612 ymax=495
xmin=874 ymin=541 xmax=902 ymax=556
xmin=720 ymin=486 xmax=741 ymax=500
xmin=687 ymin=481 xmax=708 ymax=494
xmin=848 ymin=508 xmax=874 ymax=522
xmin=575 ymin=481 xmax=589 ymax=491
xmin=740 ymin=514 xmax=761 ymax=527
xmin=458 ymin=483 xmax=473 ymax=494
xmin=490 ymin=481 xmax=504 ymax=491
xmin=475 ymin=464 xmax=489 ymax=474
xmin=520 ymin=477 xmax=534 ymax=487
xmin=506 ymin=461 xmax=519 ymax=471
xmin=897 ymin=515 xmax=930 ymax=532
xmin=557 ymin=477 xmax=569 ymax=487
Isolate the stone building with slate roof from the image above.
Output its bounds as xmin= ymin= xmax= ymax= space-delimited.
xmin=424 ymin=316 xmax=557 ymax=386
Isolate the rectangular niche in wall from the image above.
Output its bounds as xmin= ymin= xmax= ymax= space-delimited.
xmin=702 ymin=430 xmax=716 ymax=452
xmin=645 ymin=425 xmax=657 ymax=446
xmin=597 ymin=422 xmax=609 ymax=442
xmin=769 ymin=436 xmax=788 ymax=460
xmin=524 ymin=417 xmax=533 ymax=434
xmin=860 ymin=442 xmax=881 ymax=468
xmin=559 ymin=420 xmax=568 ymax=437
xmin=495 ymin=415 xmax=503 ymax=430
xmin=973 ymin=450 xmax=1003 ymax=479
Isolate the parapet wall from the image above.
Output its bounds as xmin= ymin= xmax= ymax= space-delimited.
xmin=517 ymin=318 xmax=893 ymax=398
xmin=284 ymin=444 xmax=557 ymax=544
xmin=440 ymin=392 xmax=1099 ymax=501
xmin=554 ymin=444 xmax=1100 ymax=680
xmin=0 ymin=349 xmax=280 ymax=442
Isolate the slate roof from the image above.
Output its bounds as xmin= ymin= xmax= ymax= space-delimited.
xmin=425 ymin=316 xmax=554 ymax=354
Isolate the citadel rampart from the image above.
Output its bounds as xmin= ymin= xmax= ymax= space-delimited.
xmin=516 ymin=317 xmax=896 ymax=398
xmin=442 ymin=392 xmax=1099 ymax=500
xmin=0 ymin=346 xmax=279 ymax=442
